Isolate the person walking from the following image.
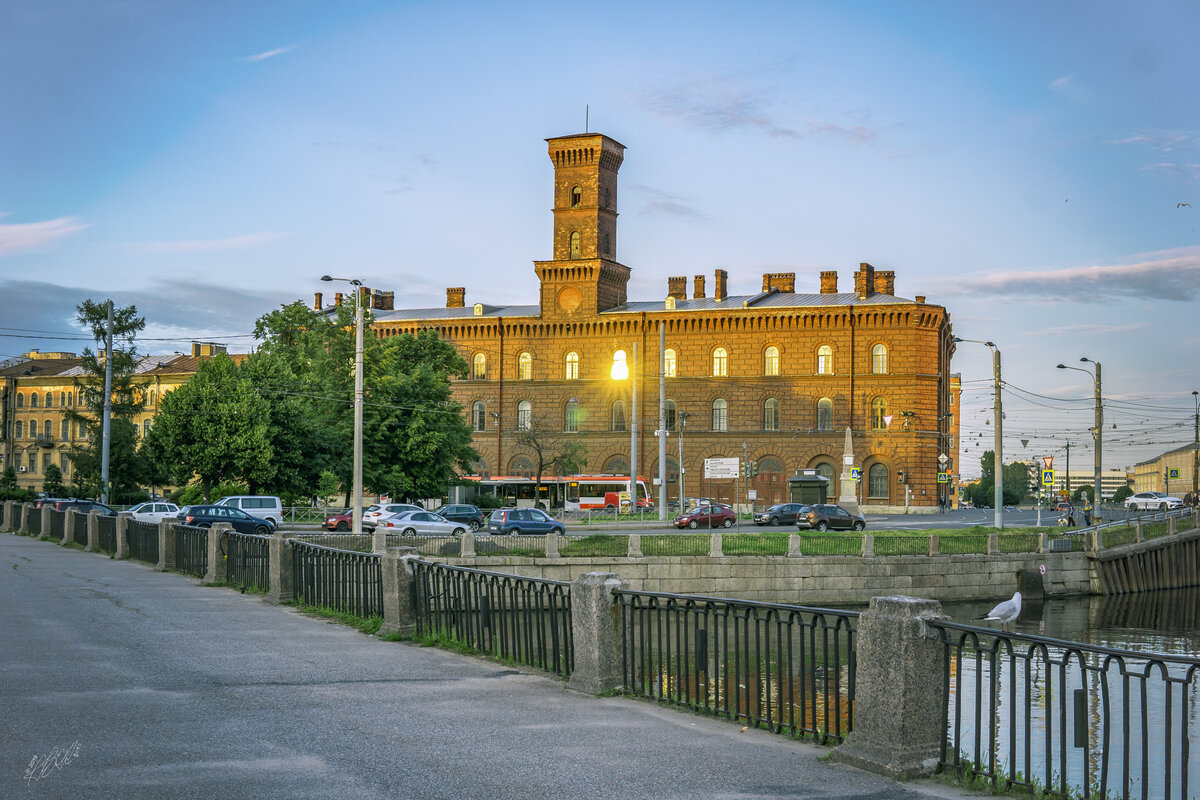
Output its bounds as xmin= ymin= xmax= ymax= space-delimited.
xmin=1066 ymin=502 xmax=1077 ymax=527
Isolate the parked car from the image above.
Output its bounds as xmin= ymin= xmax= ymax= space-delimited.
xmin=753 ymin=503 xmax=808 ymax=526
xmin=434 ymin=504 xmax=485 ymax=531
xmin=55 ymin=499 xmax=117 ymax=516
xmin=486 ymin=507 xmax=566 ymax=536
xmin=177 ymin=505 xmax=275 ymax=535
xmin=34 ymin=497 xmax=66 ymax=510
xmin=796 ymin=504 xmax=866 ymax=532
xmin=380 ymin=510 xmax=467 ymax=536
xmin=363 ymin=503 xmax=422 ymax=524
xmin=126 ymin=501 xmax=181 ymax=523
xmin=213 ymin=495 xmax=283 ymax=527
xmin=322 ymin=510 xmax=377 ymax=532
xmin=1055 ymin=501 xmax=1073 ymax=512
xmin=1124 ymin=492 xmax=1183 ymax=511
xmin=673 ymin=505 xmax=736 ymax=529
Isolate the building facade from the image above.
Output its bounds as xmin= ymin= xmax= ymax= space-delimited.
xmin=1133 ymin=443 xmax=1200 ymax=497
xmin=351 ymin=132 xmax=959 ymax=511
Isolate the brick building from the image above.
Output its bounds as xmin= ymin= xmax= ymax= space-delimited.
xmin=347 ymin=132 xmax=959 ymax=511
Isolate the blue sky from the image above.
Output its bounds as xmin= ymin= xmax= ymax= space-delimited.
xmin=2 ymin=0 xmax=1197 ymax=478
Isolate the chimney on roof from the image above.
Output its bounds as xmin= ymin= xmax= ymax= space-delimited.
xmin=915 ymin=295 xmax=926 ymax=304
xmin=854 ymin=262 xmax=875 ymax=299
xmin=314 ymin=292 xmax=323 ymax=311
xmin=820 ymin=271 xmax=838 ymax=294
xmin=762 ymin=273 xmax=795 ymax=293
xmin=447 ymin=287 xmax=465 ymax=308
xmin=191 ymin=343 xmax=227 ymax=357
xmin=667 ymin=276 xmax=687 ymax=301
xmin=372 ymin=290 xmax=394 ymax=311
xmin=334 ymin=292 xmax=344 ymax=306
xmin=693 ymin=274 xmax=706 ymax=299
xmin=875 ymin=270 xmax=895 ymax=296
xmin=714 ymin=269 xmax=728 ymax=301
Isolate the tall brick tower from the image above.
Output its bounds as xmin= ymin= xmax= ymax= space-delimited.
xmin=534 ymin=133 xmax=631 ymax=319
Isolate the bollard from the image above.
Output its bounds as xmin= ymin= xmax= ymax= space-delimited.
xmin=708 ymin=530 xmax=723 ymax=558
xmin=203 ymin=522 xmax=232 ymax=584
xmin=565 ymin=572 xmax=628 ymax=695
xmin=264 ymin=532 xmax=295 ymax=604
xmin=378 ymin=547 xmax=419 ymax=637
xmin=115 ymin=513 xmax=131 ymax=559
xmin=832 ymin=596 xmax=948 ymax=779
xmin=157 ymin=520 xmax=177 ymax=571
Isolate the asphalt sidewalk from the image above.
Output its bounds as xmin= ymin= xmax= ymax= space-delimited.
xmin=0 ymin=533 xmax=982 ymax=800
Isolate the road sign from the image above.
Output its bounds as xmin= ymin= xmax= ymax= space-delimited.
xmin=850 ymin=467 xmax=862 ymax=481
xmin=1168 ymin=467 xmax=1181 ymax=479
xmin=938 ymin=453 xmax=949 ymax=466
xmin=937 ymin=472 xmax=949 ymax=483
xmin=1042 ymin=456 xmax=1054 ymax=469
xmin=704 ymin=457 xmax=739 ymax=479
xmin=1042 ymin=469 xmax=1055 ymax=486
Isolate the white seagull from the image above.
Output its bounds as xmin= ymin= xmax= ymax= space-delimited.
xmin=976 ymin=591 xmax=1022 ymax=632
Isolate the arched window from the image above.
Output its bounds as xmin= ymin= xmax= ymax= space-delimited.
xmin=868 ymin=464 xmax=889 ymax=498
xmin=712 ymin=347 xmax=728 ymax=377
xmin=144 ymin=419 xmax=152 ymax=437
xmin=872 ymin=343 xmax=888 ymax=374
xmin=472 ymin=353 xmax=487 ymax=380
xmin=565 ymin=351 xmax=579 ymax=380
xmin=570 ymin=185 xmax=582 ymax=207
xmin=602 ymin=455 xmax=629 ymax=475
xmin=664 ymin=348 xmax=677 ymax=378
xmin=817 ymin=345 xmax=833 ymax=375
xmin=758 ymin=457 xmax=783 ymax=475
xmin=569 ymin=231 xmax=581 ymax=259
xmin=665 ymin=398 xmax=677 ymax=430
xmin=43 ymin=420 xmax=52 ymax=437
xmin=67 ymin=392 xmax=72 ymax=407
xmin=59 ymin=392 xmax=66 ymax=407
xmin=517 ymin=400 xmax=531 ymax=431
xmin=817 ymin=397 xmax=833 ymax=432
xmin=148 ymin=390 xmax=155 ymax=407
xmin=564 ymin=400 xmax=580 ymax=432
xmin=29 ymin=393 xmax=38 ymax=408
xmin=14 ymin=421 xmax=22 ymax=438
xmin=871 ymin=397 xmax=888 ymax=430
xmin=510 ymin=456 xmax=535 ymax=478
xmin=15 ymin=393 xmax=23 ymax=408
xmin=763 ymin=398 xmax=779 ymax=431
xmin=471 ymin=401 xmax=486 ymax=432
xmin=712 ymin=398 xmax=727 ymax=431
xmin=44 ymin=392 xmax=53 ymax=407
xmin=764 ymin=346 xmax=779 ymax=376
xmin=611 ymin=400 xmax=626 ymax=431
xmin=517 ymin=352 xmax=532 ymax=380
xmin=60 ymin=420 xmax=69 ymax=440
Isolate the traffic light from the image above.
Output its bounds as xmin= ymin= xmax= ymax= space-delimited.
xmin=897 ymin=470 xmax=906 ymax=484
xmin=743 ymin=460 xmax=758 ymax=479
xmin=1027 ymin=463 xmax=1040 ymax=494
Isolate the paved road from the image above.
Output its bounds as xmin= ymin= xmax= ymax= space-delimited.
xmin=0 ymin=534 xmax=979 ymax=800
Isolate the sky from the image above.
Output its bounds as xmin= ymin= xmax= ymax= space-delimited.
xmin=1 ymin=0 xmax=1197 ymax=480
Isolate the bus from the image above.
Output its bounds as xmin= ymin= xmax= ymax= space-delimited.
xmin=457 ymin=474 xmax=652 ymax=511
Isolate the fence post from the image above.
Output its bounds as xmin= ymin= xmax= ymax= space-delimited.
xmin=2 ymin=500 xmax=13 ymax=532
xmin=1037 ymin=532 xmax=1048 ymax=554
xmin=1090 ymin=529 xmax=1103 ymax=551
xmin=565 ymin=572 xmax=628 ymax=695
xmin=204 ymin=522 xmax=231 ymax=584
xmin=786 ymin=533 xmax=802 ymax=557
xmin=928 ymin=534 xmax=939 ymax=557
xmin=460 ymin=531 xmax=476 ymax=558
xmin=19 ymin=502 xmax=31 ymax=534
xmin=860 ymin=533 xmax=874 ymax=558
xmin=86 ymin=510 xmax=99 ymax=552
xmin=115 ymin=513 xmax=131 ymax=559
xmin=38 ymin=504 xmax=52 ymax=540
xmin=544 ymin=532 xmax=561 ymax=558
xmin=831 ymin=595 xmax=948 ymax=779
xmin=986 ymin=533 xmax=1000 ymax=555
xmin=264 ymin=532 xmax=295 ymax=605
xmin=1134 ymin=522 xmax=1143 ymax=543
xmin=708 ymin=531 xmax=724 ymax=558
xmin=63 ymin=510 xmax=75 ymax=545
xmin=157 ymin=520 xmax=177 ymax=571
xmin=1168 ymin=517 xmax=1176 ymax=535
xmin=378 ymin=547 xmax=419 ymax=637
xmin=627 ymin=533 xmax=643 ymax=558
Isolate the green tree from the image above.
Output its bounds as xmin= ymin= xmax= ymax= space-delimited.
xmin=42 ymin=463 xmax=64 ymax=497
xmin=1112 ymin=485 xmax=1132 ymax=503
xmin=1072 ymin=484 xmax=1094 ymax=504
xmin=511 ymin=413 xmax=588 ymax=508
xmin=969 ymin=451 xmax=1023 ymax=507
xmin=0 ymin=465 xmax=34 ymax=502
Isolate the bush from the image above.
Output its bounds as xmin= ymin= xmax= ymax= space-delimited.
xmin=473 ymin=494 xmax=506 ymax=510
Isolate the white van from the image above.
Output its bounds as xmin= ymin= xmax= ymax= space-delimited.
xmin=215 ymin=495 xmax=283 ymax=527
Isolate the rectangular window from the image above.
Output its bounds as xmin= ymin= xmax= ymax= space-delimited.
xmin=28 ymin=453 xmax=36 ymax=473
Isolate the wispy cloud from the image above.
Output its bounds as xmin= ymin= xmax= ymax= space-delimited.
xmin=0 ymin=216 xmax=91 ymax=256
xmin=127 ymin=231 xmax=286 ymax=254
xmin=627 ymin=183 xmax=709 ymax=222
xmin=1049 ymin=75 xmax=1073 ymax=92
xmin=1140 ymin=162 xmax=1200 ymax=180
xmin=1109 ymin=130 xmax=1198 ymax=153
xmin=936 ymin=246 xmax=1200 ymax=302
xmin=1026 ymin=321 xmax=1149 ymax=336
xmin=241 ymin=44 xmax=297 ymax=63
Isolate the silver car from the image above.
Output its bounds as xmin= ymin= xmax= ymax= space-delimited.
xmin=379 ymin=510 xmax=467 ymax=536
xmin=1124 ymin=491 xmax=1183 ymax=511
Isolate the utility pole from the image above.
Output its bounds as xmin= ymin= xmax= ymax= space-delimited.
xmin=100 ymin=299 xmax=113 ymax=504
xmin=657 ymin=324 xmax=667 ymax=521
xmin=1065 ymin=441 xmax=1071 ymax=501
xmin=1192 ymin=391 xmax=1198 ymax=501
xmin=677 ymin=411 xmax=689 ymax=511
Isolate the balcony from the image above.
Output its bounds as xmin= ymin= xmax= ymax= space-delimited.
xmin=35 ymin=433 xmax=55 ymax=448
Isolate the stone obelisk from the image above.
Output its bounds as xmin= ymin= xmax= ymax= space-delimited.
xmin=838 ymin=427 xmax=860 ymax=514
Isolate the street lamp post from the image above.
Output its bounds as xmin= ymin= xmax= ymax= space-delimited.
xmin=953 ymin=337 xmax=1004 ymax=529
xmin=321 ymin=276 xmax=365 ymax=542
xmin=612 ymin=345 xmax=638 ymax=512
xmin=1057 ymin=358 xmax=1102 ymax=521
xmin=677 ymin=411 xmax=689 ymax=511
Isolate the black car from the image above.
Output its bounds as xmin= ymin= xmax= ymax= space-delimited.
xmin=177 ymin=505 xmax=275 ymax=535
xmin=55 ymin=499 xmax=117 ymax=516
xmin=435 ymin=504 xmax=485 ymax=531
xmin=753 ymin=503 xmax=808 ymax=526
xmin=796 ymin=504 xmax=866 ymax=532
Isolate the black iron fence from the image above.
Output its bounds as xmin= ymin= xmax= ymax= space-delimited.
xmin=127 ymin=521 xmax=160 ymax=563
xmin=28 ymin=505 xmax=41 ymax=536
xmin=291 ymin=540 xmax=381 ymax=618
xmin=226 ymin=532 xmax=270 ymax=591
xmin=174 ymin=525 xmax=208 ymax=577
xmin=72 ymin=511 xmax=88 ymax=546
xmin=615 ymin=590 xmax=859 ymax=743
xmin=95 ymin=515 xmax=117 ymax=554
xmin=410 ymin=560 xmax=573 ymax=677
xmin=47 ymin=509 xmax=65 ymax=540
xmin=933 ymin=620 xmax=1199 ymax=800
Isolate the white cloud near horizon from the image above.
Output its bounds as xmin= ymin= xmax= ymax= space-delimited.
xmin=126 ymin=231 xmax=287 ymax=254
xmin=241 ymin=44 xmax=297 ymax=62
xmin=0 ymin=216 xmax=91 ymax=256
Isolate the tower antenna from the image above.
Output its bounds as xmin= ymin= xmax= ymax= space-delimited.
xmin=585 ymin=105 xmax=589 ymax=133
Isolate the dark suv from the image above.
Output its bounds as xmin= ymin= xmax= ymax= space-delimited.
xmin=436 ymin=504 xmax=485 ymax=531
xmin=486 ymin=508 xmax=565 ymax=536
xmin=56 ymin=499 xmax=117 ymax=516
xmin=753 ymin=503 xmax=808 ymax=526
xmin=177 ymin=505 xmax=275 ymax=535
xmin=796 ymin=504 xmax=866 ymax=532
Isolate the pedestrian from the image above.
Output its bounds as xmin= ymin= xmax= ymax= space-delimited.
xmin=1083 ymin=506 xmax=1092 ymax=526
xmin=938 ymin=495 xmax=946 ymax=514
xmin=1066 ymin=502 xmax=1076 ymax=527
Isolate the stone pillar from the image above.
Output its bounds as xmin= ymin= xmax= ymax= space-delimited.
xmin=928 ymin=535 xmax=940 ymax=556
xmin=63 ymin=510 xmax=75 ymax=546
xmin=265 ymin=532 xmax=294 ymax=604
xmin=708 ymin=530 xmax=723 ymax=558
xmin=460 ymin=531 xmax=476 ymax=557
xmin=860 ymin=533 xmax=874 ymax=557
xmin=115 ymin=513 xmax=131 ymax=559
xmin=627 ymin=533 xmax=643 ymax=558
xmin=2 ymin=500 xmax=13 ymax=532
xmin=1090 ymin=530 xmax=1104 ymax=551
xmin=157 ymin=519 xmax=177 ymax=571
xmin=86 ymin=510 xmax=99 ymax=552
xmin=372 ymin=529 xmax=387 ymax=554
xmin=203 ymin=522 xmax=231 ymax=584
xmin=565 ymin=572 xmax=628 ymax=695
xmin=832 ymin=596 xmax=948 ymax=779
xmin=1037 ymin=532 xmax=1048 ymax=554
xmin=786 ymin=533 xmax=802 ymax=557
xmin=838 ymin=427 xmax=860 ymax=515
xmin=544 ymin=532 xmax=560 ymax=558
xmin=378 ymin=547 xmax=419 ymax=637
xmin=986 ymin=533 xmax=1000 ymax=555
xmin=38 ymin=504 xmax=52 ymax=540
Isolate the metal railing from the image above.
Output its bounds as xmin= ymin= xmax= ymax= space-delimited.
xmin=127 ymin=520 xmax=160 ymax=563
xmin=174 ymin=524 xmax=208 ymax=577
xmin=225 ymin=532 xmax=270 ymax=591
xmin=411 ymin=560 xmax=573 ymax=677
xmin=291 ymin=540 xmax=381 ymax=618
xmin=28 ymin=505 xmax=41 ymax=536
xmin=47 ymin=509 xmax=65 ymax=540
xmin=615 ymin=590 xmax=859 ymax=743
xmin=72 ymin=511 xmax=88 ymax=546
xmin=95 ymin=515 xmax=117 ymax=553
xmin=933 ymin=620 xmax=1199 ymax=800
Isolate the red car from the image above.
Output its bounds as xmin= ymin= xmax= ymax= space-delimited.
xmin=322 ymin=510 xmax=376 ymax=532
xmin=673 ymin=505 xmax=735 ymax=529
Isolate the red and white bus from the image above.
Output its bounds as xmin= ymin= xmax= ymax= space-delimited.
xmin=458 ymin=474 xmax=652 ymax=511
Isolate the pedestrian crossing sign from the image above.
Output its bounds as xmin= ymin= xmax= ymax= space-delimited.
xmin=937 ymin=472 xmax=949 ymax=483
xmin=1168 ymin=468 xmax=1180 ymax=479
xmin=1042 ymin=469 xmax=1055 ymax=486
